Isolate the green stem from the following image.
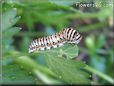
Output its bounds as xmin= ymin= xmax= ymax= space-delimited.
xmin=15 ymin=32 xmax=46 ymax=37
xmin=14 ymin=56 xmax=57 ymax=77
xmin=33 ymin=69 xmax=62 ymax=84
xmin=14 ymin=55 xmax=61 ymax=84
xmin=77 ymin=21 xmax=107 ymax=32
xmin=10 ymin=51 xmax=114 ymax=84
xmin=84 ymin=66 xmax=114 ymax=84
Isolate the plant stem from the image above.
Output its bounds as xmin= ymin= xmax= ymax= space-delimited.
xmin=14 ymin=55 xmax=60 ymax=84
xmin=11 ymin=51 xmax=114 ymax=84
xmin=14 ymin=56 xmax=57 ymax=77
xmin=77 ymin=22 xmax=107 ymax=32
xmin=84 ymin=66 xmax=114 ymax=84
xmin=15 ymin=32 xmax=46 ymax=37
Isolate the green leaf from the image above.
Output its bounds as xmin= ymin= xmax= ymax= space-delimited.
xmin=20 ymin=36 xmax=31 ymax=53
xmin=49 ymin=0 xmax=76 ymax=6
xmin=46 ymin=56 xmax=91 ymax=84
xmin=90 ymin=56 xmax=106 ymax=73
xmin=36 ymin=44 xmax=91 ymax=84
xmin=24 ymin=12 xmax=34 ymax=31
xmin=2 ymin=9 xmax=20 ymax=31
xmin=3 ymin=27 xmax=21 ymax=38
xmin=37 ymin=44 xmax=78 ymax=59
xmin=2 ymin=9 xmax=21 ymax=54
xmin=96 ymin=34 xmax=106 ymax=49
xmin=2 ymin=64 xmax=37 ymax=84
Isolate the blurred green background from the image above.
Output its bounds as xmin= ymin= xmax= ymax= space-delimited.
xmin=1 ymin=0 xmax=114 ymax=85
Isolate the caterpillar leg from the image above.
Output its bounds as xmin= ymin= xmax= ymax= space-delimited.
xmin=58 ymin=43 xmax=64 ymax=47
xmin=46 ymin=47 xmax=51 ymax=50
xmin=53 ymin=45 xmax=57 ymax=48
xmin=40 ymin=47 xmax=45 ymax=50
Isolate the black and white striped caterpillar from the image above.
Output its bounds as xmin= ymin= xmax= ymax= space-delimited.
xmin=29 ymin=28 xmax=82 ymax=53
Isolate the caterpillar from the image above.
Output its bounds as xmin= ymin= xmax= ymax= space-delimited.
xmin=29 ymin=28 xmax=82 ymax=53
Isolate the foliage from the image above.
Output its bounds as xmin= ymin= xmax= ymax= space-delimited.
xmin=3 ymin=64 xmax=36 ymax=84
xmin=1 ymin=0 xmax=114 ymax=85
xmin=46 ymin=56 xmax=90 ymax=84
xmin=2 ymin=9 xmax=36 ymax=84
xmin=2 ymin=9 xmax=91 ymax=84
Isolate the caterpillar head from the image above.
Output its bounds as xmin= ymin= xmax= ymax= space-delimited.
xmin=63 ymin=28 xmax=82 ymax=44
xmin=73 ymin=32 xmax=82 ymax=44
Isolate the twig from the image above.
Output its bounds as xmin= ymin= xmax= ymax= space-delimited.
xmin=84 ymin=65 xmax=114 ymax=84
